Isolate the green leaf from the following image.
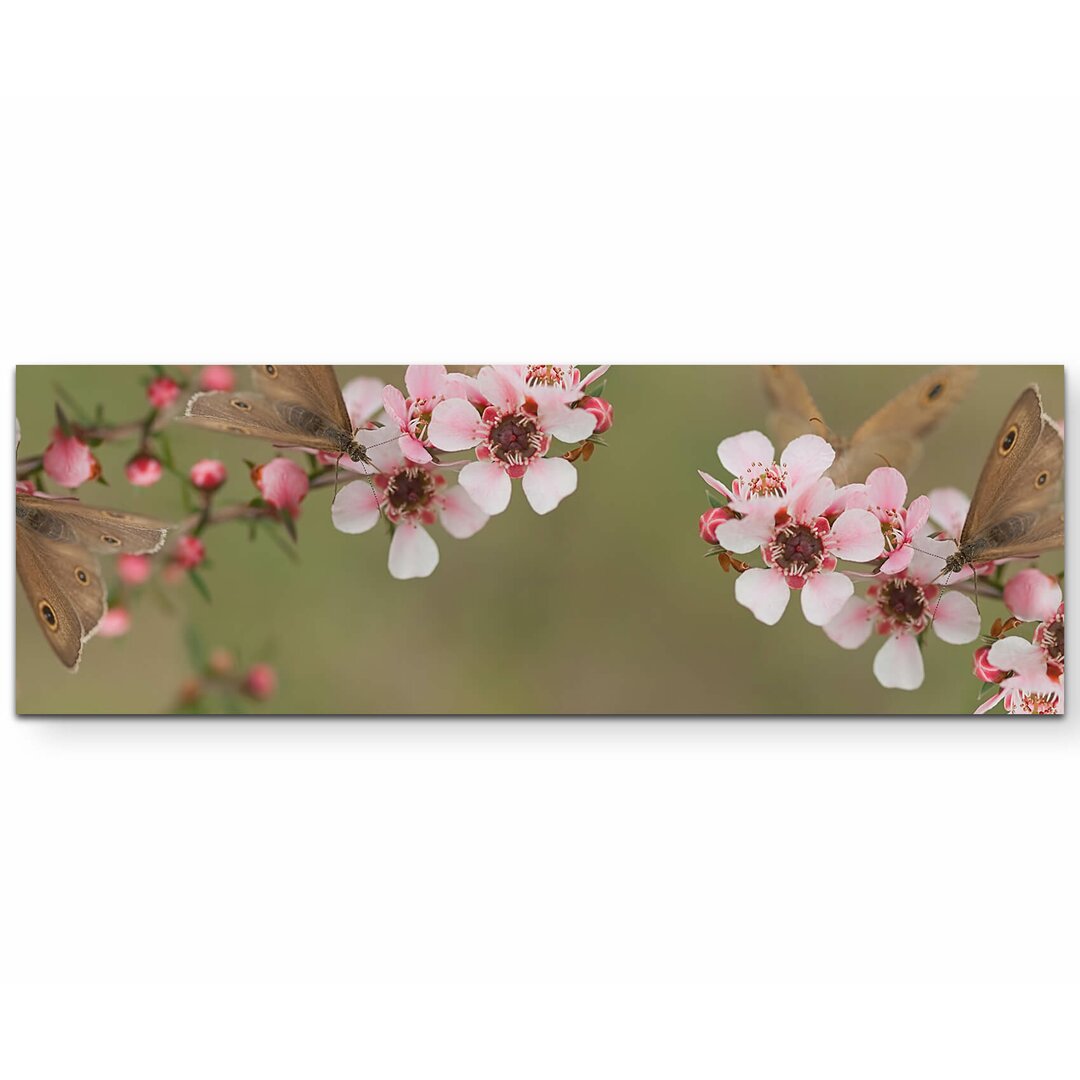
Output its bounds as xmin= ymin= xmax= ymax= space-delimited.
xmin=707 ymin=492 xmax=723 ymax=509
xmin=184 ymin=624 xmax=208 ymax=671
xmin=188 ymin=568 xmax=212 ymax=603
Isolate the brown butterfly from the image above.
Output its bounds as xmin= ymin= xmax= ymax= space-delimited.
xmin=16 ymin=493 xmax=169 ymax=671
xmin=183 ymin=365 xmax=378 ymax=465
xmin=941 ymin=385 xmax=1064 ymax=576
xmin=762 ymin=365 xmax=978 ymax=484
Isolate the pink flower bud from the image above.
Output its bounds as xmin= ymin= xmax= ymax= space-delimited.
xmin=243 ymin=663 xmax=278 ymax=701
xmin=699 ymin=505 xmax=732 ymax=544
xmin=972 ymin=646 xmax=1005 ymax=684
xmin=174 ymin=535 xmax=206 ymax=569
xmin=252 ymin=457 xmax=310 ymax=518
xmin=117 ymin=553 xmax=152 ymax=586
xmin=15 ymin=479 xmax=36 ymax=495
xmin=97 ymin=607 xmax=132 ymax=638
xmin=199 ymin=365 xmax=235 ymax=392
xmin=125 ymin=454 xmax=163 ymax=487
xmin=579 ymin=395 xmax=614 ymax=434
xmin=1003 ymin=568 xmax=1062 ymax=623
xmin=42 ymin=429 xmax=101 ymax=488
xmin=147 ymin=376 xmax=181 ymax=410
xmin=190 ymin=458 xmax=228 ymax=492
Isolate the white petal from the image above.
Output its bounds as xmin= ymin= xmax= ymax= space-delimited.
xmin=521 ymin=456 xmax=578 ymax=515
xmin=459 ymin=460 xmax=513 ymax=515
xmin=873 ymin=634 xmax=925 ymax=690
xmin=717 ymin=430 xmax=775 ymax=478
xmin=713 ymin=514 xmax=773 ymax=554
xmin=542 ymin=402 xmax=596 ymax=443
xmin=800 ymin=570 xmax=854 ymax=626
xmin=781 ymin=434 xmax=835 ymax=489
xmin=438 ymin=485 xmax=490 ymax=538
xmin=823 ymin=595 xmax=875 ymax=649
xmin=734 ymin=567 xmax=790 ymax=626
xmin=330 ymin=481 xmax=382 ymax=534
xmin=388 ymin=523 xmax=440 ymax=580
xmin=931 ymin=591 xmax=981 ymax=644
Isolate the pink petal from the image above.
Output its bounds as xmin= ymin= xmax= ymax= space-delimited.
xmin=438 ymin=484 xmax=489 ymax=539
xmin=734 ymin=567 xmax=790 ymax=626
xmin=931 ymin=591 xmax=981 ymax=644
xmin=824 ymin=595 xmax=876 ymax=649
xmin=698 ymin=470 xmax=734 ymax=501
xmin=330 ymin=480 xmax=382 ymax=533
xmin=717 ymin=430 xmax=775 ymax=478
xmin=388 ymin=522 xmax=440 ymax=580
xmin=974 ymin=690 xmax=1006 ymax=715
xmin=927 ymin=487 xmax=970 ymax=540
xmin=341 ymin=377 xmax=386 ymax=427
xmin=256 ymin=457 xmax=309 ymax=517
xmin=1003 ymin=569 xmax=1062 ymax=622
xmin=382 ymin=384 xmax=410 ymax=428
xmin=800 ymin=569 xmax=854 ymax=626
xmin=987 ymin=636 xmax=1045 ymax=675
xmin=789 ymin=476 xmax=836 ymax=520
xmin=781 ymin=434 xmax=835 ymax=489
xmin=521 ymin=456 xmax=578 ymax=515
xmin=714 ymin=514 xmax=775 ymax=554
xmin=400 ymin=433 xmax=433 ymax=464
xmin=907 ymin=536 xmax=958 ymax=585
xmin=459 ymin=459 xmax=513 ymax=515
xmin=539 ymin=400 xmax=597 ymax=443
xmin=831 ymin=483 xmax=869 ymax=512
xmin=865 ymin=466 xmax=908 ymax=510
xmin=476 ymin=365 xmax=525 ymax=412
xmin=905 ymin=494 xmax=931 ymax=536
xmin=831 ymin=508 xmax=884 ymax=562
xmin=880 ymin=546 xmax=914 ymax=575
xmin=873 ymin=633 xmax=925 ymax=690
xmin=350 ymin=427 xmax=406 ymax=473
xmin=428 ymin=398 xmax=484 ymax=451
xmin=404 ymin=364 xmax=447 ymax=400
xmin=579 ymin=363 xmax=610 ymax=389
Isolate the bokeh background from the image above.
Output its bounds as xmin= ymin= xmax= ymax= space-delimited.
xmin=15 ymin=364 xmax=1064 ymax=715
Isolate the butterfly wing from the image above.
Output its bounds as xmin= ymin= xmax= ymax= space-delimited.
xmin=17 ymin=493 xmax=169 ymax=555
xmin=761 ymin=366 xmax=837 ymax=447
xmin=184 ymin=390 xmax=347 ymax=454
xmin=250 ymin=364 xmax=353 ymax=433
xmin=16 ymin=525 xmax=106 ymax=671
xmin=960 ymin=386 xmax=1064 ymax=549
xmin=840 ymin=366 xmax=978 ymax=482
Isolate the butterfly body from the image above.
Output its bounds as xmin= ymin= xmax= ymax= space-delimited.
xmin=16 ymin=493 xmax=169 ymax=671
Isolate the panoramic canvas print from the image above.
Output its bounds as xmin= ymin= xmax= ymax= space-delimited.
xmin=14 ymin=364 xmax=1065 ymax=715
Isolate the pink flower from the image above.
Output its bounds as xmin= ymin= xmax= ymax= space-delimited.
xmin=97 ymin=607 xmax=131 ymax=638
xmin=972 ymin=645 xmax=1005 ymax=684
xmin=380 ymin=365 xmax=473 ymax=465
xmin=926 ymin=487 xmax=970 ymax=541
xmin=331 ymin=435 xmax=489 ymax=580
xmin=976 ymin=633 xmax=1064 ymax=715
xmin=117 ymin=553 xmax=152 ymax=586
xmin=253 ymin=457 xmax=309 ymax=518
xmin=824 ymin=536 xmax=980 ymax=690
xmin=243 ymin=663 xmax=278 ymax=701
xmin=42 ymin=429 xmax=101 ymax=488
xmin=147 ymin=376 xmax=180 ymax=410
xmin=340 ymin=376 xmax=389 ymax=430
xmin=699 ymin=506 xmax=733 ymax=544
xmin=125 ymin=454 xmax=163 ymax=487
xmin=734 ymin=476 xmax=884 ymax=627
xmin=199 ymin=365 xmax=235 ymax=392
xmin=700 ymin=432 xmax=837 ymax=554
xmin=859 ymin=467 xmax=931 ymax=575
xmin=578 ymin=396 xmax=613 ymax=435
xmin=174 ymin=535 xmax=206 ymax=569
xmin=1003 ymin=569 xmax=1062 ymax=624
xmin=427 ymin=365 xmax=597 ymax=515
xmin=190 ymin=458 xmax=228 ymax=492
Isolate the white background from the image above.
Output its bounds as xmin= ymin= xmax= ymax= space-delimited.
xmin=1 ymin=4 xmax=1078 ymax=1077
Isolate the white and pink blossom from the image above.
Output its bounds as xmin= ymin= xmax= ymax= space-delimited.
xmin=381 ymin=365 xmax=472 ymax=464
xmin=859 ymin=467 xmax=931 ymax=575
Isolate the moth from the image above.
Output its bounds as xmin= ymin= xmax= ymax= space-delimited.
xmin=762 ymin=365 xmax=978 ymax=484
xmin=184 ymin=364 xmax=378 ymax=466
xmin=16 ymin=493 xmax=169 ymax=671
xmin=941 ymin=385 xmax=1064 ymax=576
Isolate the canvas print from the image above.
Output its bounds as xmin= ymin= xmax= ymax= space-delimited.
xmin=14 ymin=364 xmax=1064 ymax=715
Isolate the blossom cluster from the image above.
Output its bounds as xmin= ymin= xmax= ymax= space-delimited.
xmin=699 ymin=431 xmax=1064 ymax=712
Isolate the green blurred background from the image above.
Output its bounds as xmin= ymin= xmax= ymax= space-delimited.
xmin=15 ymin=365 xmax=1064 ymax=715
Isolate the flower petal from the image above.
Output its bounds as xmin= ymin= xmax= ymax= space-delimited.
xmin=905 ymin=494 xmax=931 ymax=536
xmin=540 ymin=401 xmax=597 ymax=443
xmin=341 ymin=377 xmax=386 ymax=427
xmin=824 ymin=595 xmax=876 ymax=649
xmin=388 ymin=522 xmax=440 ymax=580
xmin=781 ymin=434 xmax=835 ymax=489
xmin=580 ymin=363 xmax=610 ymax=389
xmin=830 ymin=508 xmax=884 ymax=562
xmin=987 ymin=636 xmax=1046 ymax=674
xmin=881 ymin=546 xmax=914 ymax=575
xmin=927 ymin=487 xmax=970 ymax=540
xmin=734 ymin=567 xmax=790 ymax=626
xmin=789 ymin=476 xmax=836 ymax=520
xmin=521 ymin=456 xmax=578 ymax=515
xmin=865 ymin=466 xmax=908 ymax=510
xmin=698 ymin=470 xmax=734 ymax=501
xmin=400 ymin=433 xmax=433 ymax=464
xmin=476 ymin=365 xmax=525 ymax=412
xmin=459 ymin=460 xmax=513 ymax=515
xmin=382 ymin=384 xmax=410 ymax=428
xmin=714 ymin=514 xmax=775 ymax=554
xmin=801 ymin=570 xmax=854 ymax=625
xmin=873 ymin=634 xmax=925 ymax=690
xmin=717 ymin=430 xmax=775 ymax=478
xmin=405 ymin=364 xmax=447 ymax=400
xmin=330 ymin=480 xmax=382 ymax=533
xmin=930 ymin=591 xmax=981 ymax=644
xmin=438 ymin=484 xmax=489 ymax=539
xmin=907 ymin=536 xmax=958 ymax=585
xmin=428 ymin=398 xmax=484 ymax=451
xmin=1003 ymin=569 xmax=1062 ymax=622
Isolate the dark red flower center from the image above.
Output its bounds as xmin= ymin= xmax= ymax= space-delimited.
xmin=385 ymin=467 xmax=435 ymax=513
xmin=879 ymin=579 xmax=927 ymax=625
xmin=488 ymin=412 xmax=542 ymax=465
xmin=770 ymin=522 xmax=825 ymax=576
xmin=1041 ymin=617 xmax=1064 ymax=665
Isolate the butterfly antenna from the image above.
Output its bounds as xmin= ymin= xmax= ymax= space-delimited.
xmin=929 ymin=570 xmax=952 ymax=628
